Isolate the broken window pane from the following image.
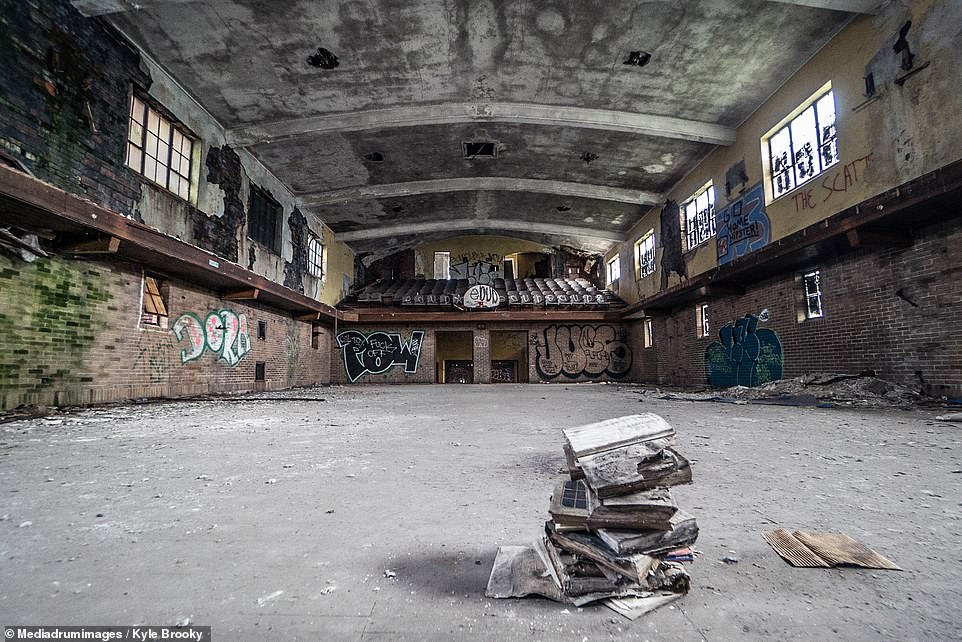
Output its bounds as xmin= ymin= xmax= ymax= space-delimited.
xmin=767 ymin=88 xmax=838 ymax=200
xmin=683 ymin=182 xmax=716 ymax=251
xmin=635 ymin=230 xmax=656 ymax=279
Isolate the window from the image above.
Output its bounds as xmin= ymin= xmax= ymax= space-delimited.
xmin=696 ymin=303 xmax=710 ymax=338
xmin=766 ymin=86 xmax=838 ymax=200
xmin=249 ymin=186 xmax=282 ymax=253
xmin=802 ymin=270 xmax=824 ymax=319
xmin=606 ymin=255 xmax=621 ymax=286
xmin=141 ymin=275 xmax=169 ymax=328
xmin=434 ymin=251 xmax=450 ymax=279
xmin=255 ymin=362 xmax=266 ymax=381
xmin=126 ymin=96 xmax=194 ymax=201
xmin=257 ymin=320 xmax=267 ymax=340
xmin=682 ymin=182 xmax=715 ymax=251
xmin=644 ymin=318 xmax=654 ymax=348
xmin=634 ymin=230 xmax=656 ymax=279
xmin=308 ymin=233 xmax=324 ymax=279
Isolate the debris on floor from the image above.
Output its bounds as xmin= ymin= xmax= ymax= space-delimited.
xmin=649 ymin=372 xmax=928 ymax=409
xmin=935 ymin=413 xmax=962 ymax=422
xmin=486 ymin=414 xmax=697 ymax=618
xmin=763 ymin=529 xmax=901 ymax=570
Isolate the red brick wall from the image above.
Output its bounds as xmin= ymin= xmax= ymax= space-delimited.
xmin=0 ymin=254 xmax=328 ymax=410
xmin=631 ymin=216 xmax=962 ymax=396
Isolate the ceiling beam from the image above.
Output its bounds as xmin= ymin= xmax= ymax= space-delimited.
xmin=227 ymin=102 xmax=736 ymax=147
xmin=764 ymin=0 xmax=882 ymax=13
xmin=299 ymin=177 xmax=662 ymax=207
xmin=336 ymin=219 xmax=627 ymax=244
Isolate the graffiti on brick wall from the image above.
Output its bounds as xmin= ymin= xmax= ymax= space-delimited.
xmin=172 ymin=310 xmax=252 ymax=366
xmin=705 ymin=313 xmax=782 ymax=387
xmin=716 ymin=183 xmax=771 ymax=266
xmin=534 ymin=325 xmax=632 ymax=379
xmin=337 ymin=330 xmax=424 ymax=383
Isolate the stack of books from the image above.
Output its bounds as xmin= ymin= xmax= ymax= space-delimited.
xmin=487 ymin=414 xmax=698 ymax=616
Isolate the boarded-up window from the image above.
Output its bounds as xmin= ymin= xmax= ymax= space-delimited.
xmin=142 ymin=275 xmax=169 ymax=328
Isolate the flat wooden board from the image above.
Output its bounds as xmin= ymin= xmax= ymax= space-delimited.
xmin=563 ymin=414 xmax=674 ymax=458
xmin=763 ymin=529 xmax=901 ymax=570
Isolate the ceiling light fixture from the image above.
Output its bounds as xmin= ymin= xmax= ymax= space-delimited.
xmin=623 ymin=51 xmax=651 ymax=67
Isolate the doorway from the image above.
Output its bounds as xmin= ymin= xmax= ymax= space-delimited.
xmin=435 ymin=331 xmax=473 ymax=383
xmin=489 ymin=330 xmax=529 ymax=383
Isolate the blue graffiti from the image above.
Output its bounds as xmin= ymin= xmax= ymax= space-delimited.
xmin=705 ymin=314 xmax=782 ymax=387
xmin=716 ymin=183 xmax=771 ymax=265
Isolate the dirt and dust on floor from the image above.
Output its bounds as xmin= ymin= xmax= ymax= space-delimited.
xmin=1 ymin=383 xmax=961 ymax=640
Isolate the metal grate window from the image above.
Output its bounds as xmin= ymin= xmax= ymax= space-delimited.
xmin=768 ymin=89 xmax=838 ymax=200
xmin=803 ymin=270 xmax=824 ymax=319
xmin=635 ymin=230 xmax=656 ymax=279
xmin=682 ymin=182 xmax=715 ymax=251
xmin=141 ymin=275 xmax=168 ymax=328
xmin=126 ymin=96 xmax=193 ymax=201
xmin=308 ymin=233 xmax=324 ymax=278
xmin=248 ymin=186 xmax=282 ymax=253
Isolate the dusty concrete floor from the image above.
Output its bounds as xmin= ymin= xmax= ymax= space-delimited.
xmin=1 ymin=384 xmax=960 ymax=641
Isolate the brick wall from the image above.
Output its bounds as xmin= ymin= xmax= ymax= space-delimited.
xmin=632 ymin=216 xmax=962 ymax=396
xmin=331 ymin=323 xmax=634 ymax=385
xmin=0 ymin=254 xmax=328 ymax=410
xmin=0 ymin=0 xmax=148 ymax=216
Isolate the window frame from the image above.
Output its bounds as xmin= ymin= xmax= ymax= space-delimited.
xmin=696 ymin=303 xmax=710 ymax=338
xmin=606 ymin=255 xmax=621 ymax=287
xmin=643 ymin=318 xmax=654 ymax=349
xmin=801 ymin=269 xmax=824 ymax=320
xmin=434 ymin=251 xmax=450 ymax=279
xmin=140 ymin=274 xmax=169 ymax=330
xmin=307 ymin=233 xmax=324 ymax=279
xmin=763 ymin=83 xmax=839 ymax=202
xmin=248 ymin=185 xmax=283 ymax=254
xmin=634 ymin=229 xmax=656 ymax=280
xmin=125 ymin=95 xmax=195 ymax=202
xmin=681 ymin=181 xmax=716 ymax=252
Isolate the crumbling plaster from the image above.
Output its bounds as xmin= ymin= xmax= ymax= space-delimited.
xmin=612 ymin=0 xmax=962 ymax=306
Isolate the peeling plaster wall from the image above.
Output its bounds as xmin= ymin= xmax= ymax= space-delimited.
xmin=613 ymin=0 xmax=962 ymax=306
xmin=0 ymin=0 xmax=355 ymax=308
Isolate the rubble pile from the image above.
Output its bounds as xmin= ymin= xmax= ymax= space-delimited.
xmin=650 ymin=372 xmax=928 ymax=409
xmin=486 ymin=414 xmax=698 ymax=618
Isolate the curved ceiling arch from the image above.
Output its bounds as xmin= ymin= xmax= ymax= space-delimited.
xmin=228 ymin=102 xmax=736 ymax=147
xmin=298 ymin=177 xmax=663 ymax=207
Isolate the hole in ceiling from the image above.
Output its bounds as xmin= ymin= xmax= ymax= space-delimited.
xmin=364 ymin=151 xmax=384 ymax=162
xmin=580 ymin=152 xmax=599 ymax=165
xmin=556 ymin=205 xmax=571 ymax=212
xmin=623 ymin=51 xmax=652 ymax=67
xmin=463 ymin=141 xmax=497 ymax=159
xmin=307 ymin=47 xmax=339 ymax=69
xmin=392 ymin=205 xmax=405 ymax=213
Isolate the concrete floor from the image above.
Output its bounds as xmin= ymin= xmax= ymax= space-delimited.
xmin=1 ymin=384 xmax=960 ymax=641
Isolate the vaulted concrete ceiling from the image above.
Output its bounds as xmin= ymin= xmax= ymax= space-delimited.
xmin=79 ymin=0 xmax=861 ymax=259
